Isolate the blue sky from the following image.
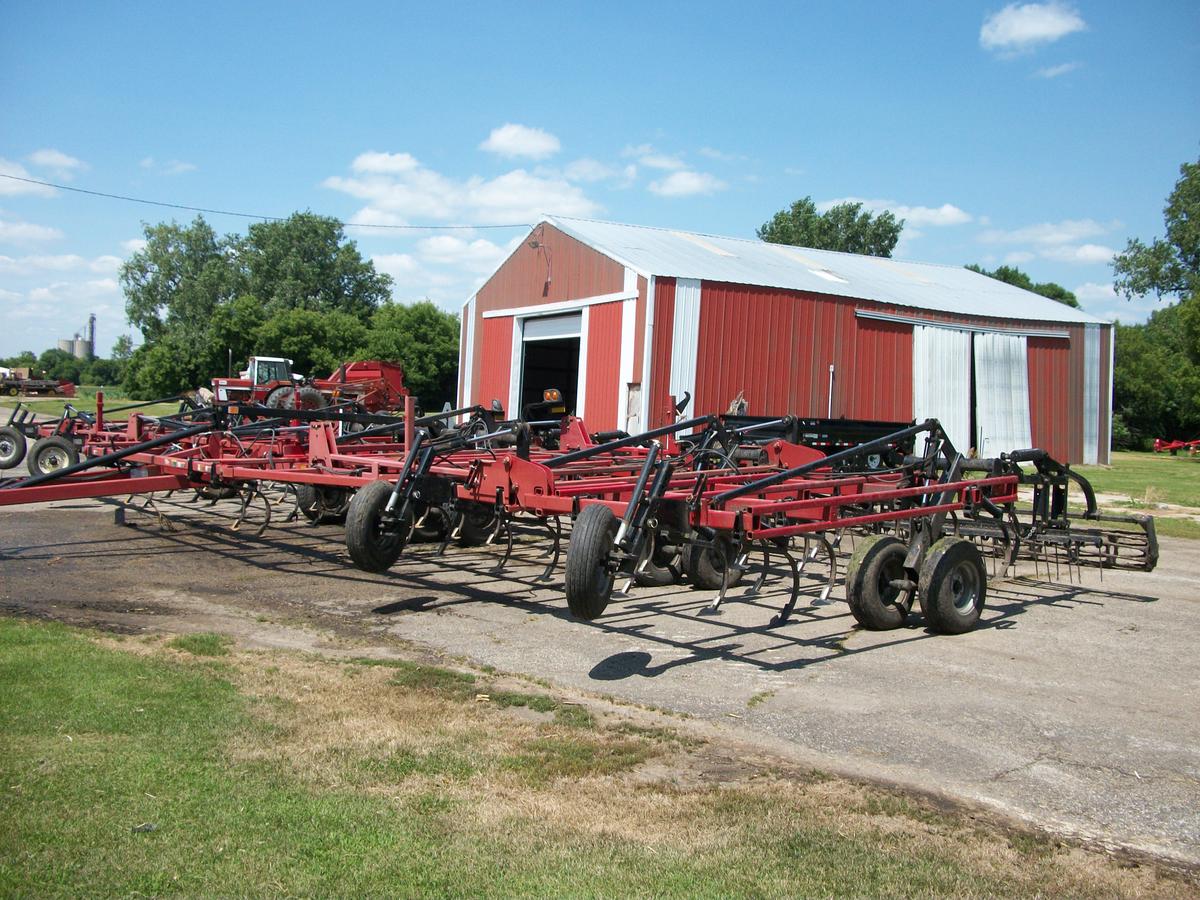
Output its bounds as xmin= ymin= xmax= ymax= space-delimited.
xmin=1 ymin=0 xmax=1197 ymax=358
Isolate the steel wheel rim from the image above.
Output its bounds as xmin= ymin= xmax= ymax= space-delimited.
xmin=948 ymin=560 xmax=981 ymax=613
xmin=0 ymin=436 xmax=15 ymax=459
xmin=40 ymin=447 xmax=70 ymax=471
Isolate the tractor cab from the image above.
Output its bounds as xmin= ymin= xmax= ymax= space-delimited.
xmin=245 ymin=357 xmax=295 ymax=386
xmin=213 ymin=356 xmax=304 ymax=404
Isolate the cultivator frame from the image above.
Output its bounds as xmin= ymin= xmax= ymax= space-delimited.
xmin=0 ymin=390 xmax=1159 ymax=637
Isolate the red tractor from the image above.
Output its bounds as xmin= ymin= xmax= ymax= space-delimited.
xmin=211 ymin=357 xmax=410 ymax=413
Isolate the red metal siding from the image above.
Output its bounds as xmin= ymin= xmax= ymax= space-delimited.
xmin=471 ymin=224 xmax=625 ymax=408
xmin=647 ymin=278 xmax=676 ymax=428
xmin=846 ymin=319 xmax=914 ymax=420
xmin=477 ymin=316 xmax=513 ymax=411
xmin=584 ymin=301 xmax=623 ymax=431
xmin=1027 ymin=337 xmax=1071 ymax=461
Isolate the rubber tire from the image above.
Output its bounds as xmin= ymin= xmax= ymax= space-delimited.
xmin=565 ymin=504 xmax=618 ymax=621
xmin=344 ymin=480 xmax=406 ymax=573
xmin=456 ymin=502 xmax=497 ymax=547
xmin=845 ymin=535 xmax=910 ymax=630
xmin=196 ymin=484 xmax=239 ymax=501
xmin=265 ymin=385 xmax=327 ymax=410
xmin=633 ymin=531 xmax=680 ymax=587
xmin=6 ymin=386 xmax=18 ymax=396
xmin=918 ymin=537 xmax=987 ymax=634
xmin=26 ymin=435 xmax=79 ymax=476
xmin=0 ymin=425 xmax=27 ymax=469
xmin=682 ymin=528 xmax=746 ymax=590
xmin=296 ymin=483 xmax=351 ymax=524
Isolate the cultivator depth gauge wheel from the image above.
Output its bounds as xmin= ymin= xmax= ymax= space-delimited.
xmin=345 ymin=480 xmax=407 ymax=572
xmin=26 ymin=436 xmax=79 ymax=477
xmin=918 ymin=537 xmax=987 ymax=634
xmin=564 ymin=504 xmax=619 ymax=620
xmin=0 ymin=425 xmax=26 ymax=469
xmin=845 ymin=534 xmax=911 ymax=630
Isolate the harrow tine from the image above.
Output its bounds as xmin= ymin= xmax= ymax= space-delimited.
xmin=489 ymin=516 xmax=514 ymax=573
xmin=534 ymin=518 xmax=562 ymax=582
xmin=768 ymin=545 xmax=803 ymax=627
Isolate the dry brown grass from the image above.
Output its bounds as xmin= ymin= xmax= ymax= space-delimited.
xmin=96 ymin=634 xmax=1196 ymax=897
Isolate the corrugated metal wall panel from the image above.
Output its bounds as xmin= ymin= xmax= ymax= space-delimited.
xmin=634 ymin=275 xmax=647 ymax=382
xmin=477 ymin=316 xmax=513 ymax=412
xmin=670 ymin=279 xmax=702 ymax=412
xmin=1082 ymin=324 xmax=1101 ymax=464
xmin=846 ymin=318 xmax=913 ymax=420
xmin=648 ymin=278 xmax=676 ymax=427
xmin=585 ymin=301 xmax=623 ymax=431
xmin=1027 ymin=337 xmax=1070 ymax=461
xmin=974 ymin=333 xmax=1033 ymax=456
xmin=1099 ymin=326 xmax=1112 ymax=464
xmin=912 ymin=325 xmax=972 ymax=453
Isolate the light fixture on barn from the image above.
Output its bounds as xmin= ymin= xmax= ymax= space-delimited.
xmin=528 ymin=224 xmax=553 ymax=296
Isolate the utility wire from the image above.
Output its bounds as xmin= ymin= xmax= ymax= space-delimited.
xmin=0 ymin=172 xmax=532 ymax=231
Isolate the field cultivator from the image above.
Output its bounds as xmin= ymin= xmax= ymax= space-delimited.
xmin=1153 ymin=437 xmax=1200 ymax=455
xmin=0 ymin=390 xmax=1159 ymax=638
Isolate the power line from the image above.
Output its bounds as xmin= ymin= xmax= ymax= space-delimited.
xmin=0 ymin=172 xmax=532 ymax=231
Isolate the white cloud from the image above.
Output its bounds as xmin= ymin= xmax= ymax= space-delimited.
xmin=648 ymin=171 xmax=726 ymax=198
xmin=0 ymin=214 xmax=63 ymax=242
xmin=784 ymin=166 xmax=805 ymax=177
xmin=139 ymin=156 xmax=197 ymax=175
xmin=980 ymin=2 xmax=1086 ymax=54
xmin=0 ymin=253 xmax=122 ymax=276
xmin=979 ymin=218 xmax=1112 ymax=245
xmin=563 ymin=158 xmax=637 ymax=186
xmin=0 ymin=159 xmax=56 ymax=197
xmin=352 ymin=151 xmax=420 ymax=174
xmin=27 ymin=148 xmax=87 ymax=180
xmin=324 ymin=153 xmax=600 ymax=225
xmin=621 ymin=143 xmax=655 ymax=158
xmin=415 ymin=235 xmax=509 ymax=272
xmin=27 ymin=278 xmax=119 ymax=304
xmin=1072 ymin=281 xmax=1166 ymax=324
xmin=121 ymin=238 xmax=148 ymax=254
xmin=698 ymin=146 xmax=746 ymax=162
xmin=1035 ymin=61 xmax=1081 ymax=78
xmin=372 ymin=253 xmax=420 ymax=277
xmin=1041 ymin=242 xmax=1115 ymax=264
xmin=639 ymin=154 xmax=686 ymax=171
xmin=818 ymin=197 xmax=973 ymax=227
xmin=1003 ymin=250 xmax=1036 ymax=264
xmin=479 ymin=124 xmax=561 ymax=160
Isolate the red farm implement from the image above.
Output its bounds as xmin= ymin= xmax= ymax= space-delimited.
xmin=1153 ymin=437 xmax=1200 ymax=455
xmin=0 ymin=392 xmax=1159 ymax=637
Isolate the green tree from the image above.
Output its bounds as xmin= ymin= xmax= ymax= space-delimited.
xmin=35 ymin=348 xmax=83 ymax=383
xmin=757 ymin=197 xmax=904 ymax=257
xmin=964 ymin=264 xmax=1080 ymax=308
xmin=111 ymin=335 xmax=134 ymax=361
xmin=238 ymin=213 xmax=392 ymax=322
xmin=1114 ymin=157 xmax=1200 ymax=362
xmin=120 ymin=217 xmax=243 ymax=343
xmin=1111 ymin=303 xmax=1200 ymax=445
xmin=2 ymin=351 xmax=37 ymax=368
xmin=252 ymin=309 xmax=369 ymax=378
xmin=363 ymin=301 xmax=459 ymax=409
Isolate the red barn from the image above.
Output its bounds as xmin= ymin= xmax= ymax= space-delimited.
xmin=459 ymin=217 xmax=1112 ymax=464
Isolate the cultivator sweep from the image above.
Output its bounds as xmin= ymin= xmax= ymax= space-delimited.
xmin=0 ymin=389 xmax=1158 ymax=636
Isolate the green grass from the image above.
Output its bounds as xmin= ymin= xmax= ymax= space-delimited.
xmin=0 ymin=619 xmax=1179 ymax=897
xmin=0 ymin=385 xmax=184 ymax=421
xmin=1076 ymin=451 xmax=1200 ymax=508
xmin=167 ymin=632 xmax=232 ymax=657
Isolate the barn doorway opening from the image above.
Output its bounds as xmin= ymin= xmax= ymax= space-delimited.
xmin=519 ymin=313 xmax=581 ymax=417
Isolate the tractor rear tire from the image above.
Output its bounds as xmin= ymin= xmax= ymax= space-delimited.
xmin=682 ymin=528 xmax=746 ymax=590
xmin=845 ymin=535 xmax=910 ymax=630
xmin=345 ymin=480 xmax=406 ymax=573
xmin=918 ymin=537 xmax=987 ymax=634
xmin=0 ymin=425 xmax=26 ymax=469
xmin=565 ymin=504 xmax=618 ymax=621
xmin=26 ymin=435 xmax=79 ymax=476
xmin=265 ymin=385 xmax=327 ymax=410
xmin=296 ymin=483 xmax=351 ymax=524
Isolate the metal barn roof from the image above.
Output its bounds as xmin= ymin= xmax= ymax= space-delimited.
xmin=545 ymin=216 xmax=1108 ymax=326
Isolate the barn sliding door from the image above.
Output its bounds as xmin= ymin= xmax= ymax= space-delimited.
xmin=912 ymin=325 xmax=971 ymax=454
xmin=974 ymin=332 xmax=1032 ymax=457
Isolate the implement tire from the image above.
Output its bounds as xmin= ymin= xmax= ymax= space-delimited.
xmin=26 ymin=435 xmax=79 ymax=477
xmin=456 ymin=502 xmax=497 ymax=547
xmin=845 ymin=535 xmax=910 ymax=630
xmin=345 ymin=480 xmax=406 ymax=573
xmin=265 ymin=385 xmax=327 ymax=410
xmin=683 ymin=528 xmax=745 ymax=590
xmin=0 ymin=425 xmax=26 ymax=469
xmin=296 ymin=483 xmax=351 ymax=524
xmin=918 ymin=537 xmax=987 ymax=634
xmin=565 ymin=504 xmax=618 ymax=621
xmin=634 ymin=531 xmax=679 ymax=587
